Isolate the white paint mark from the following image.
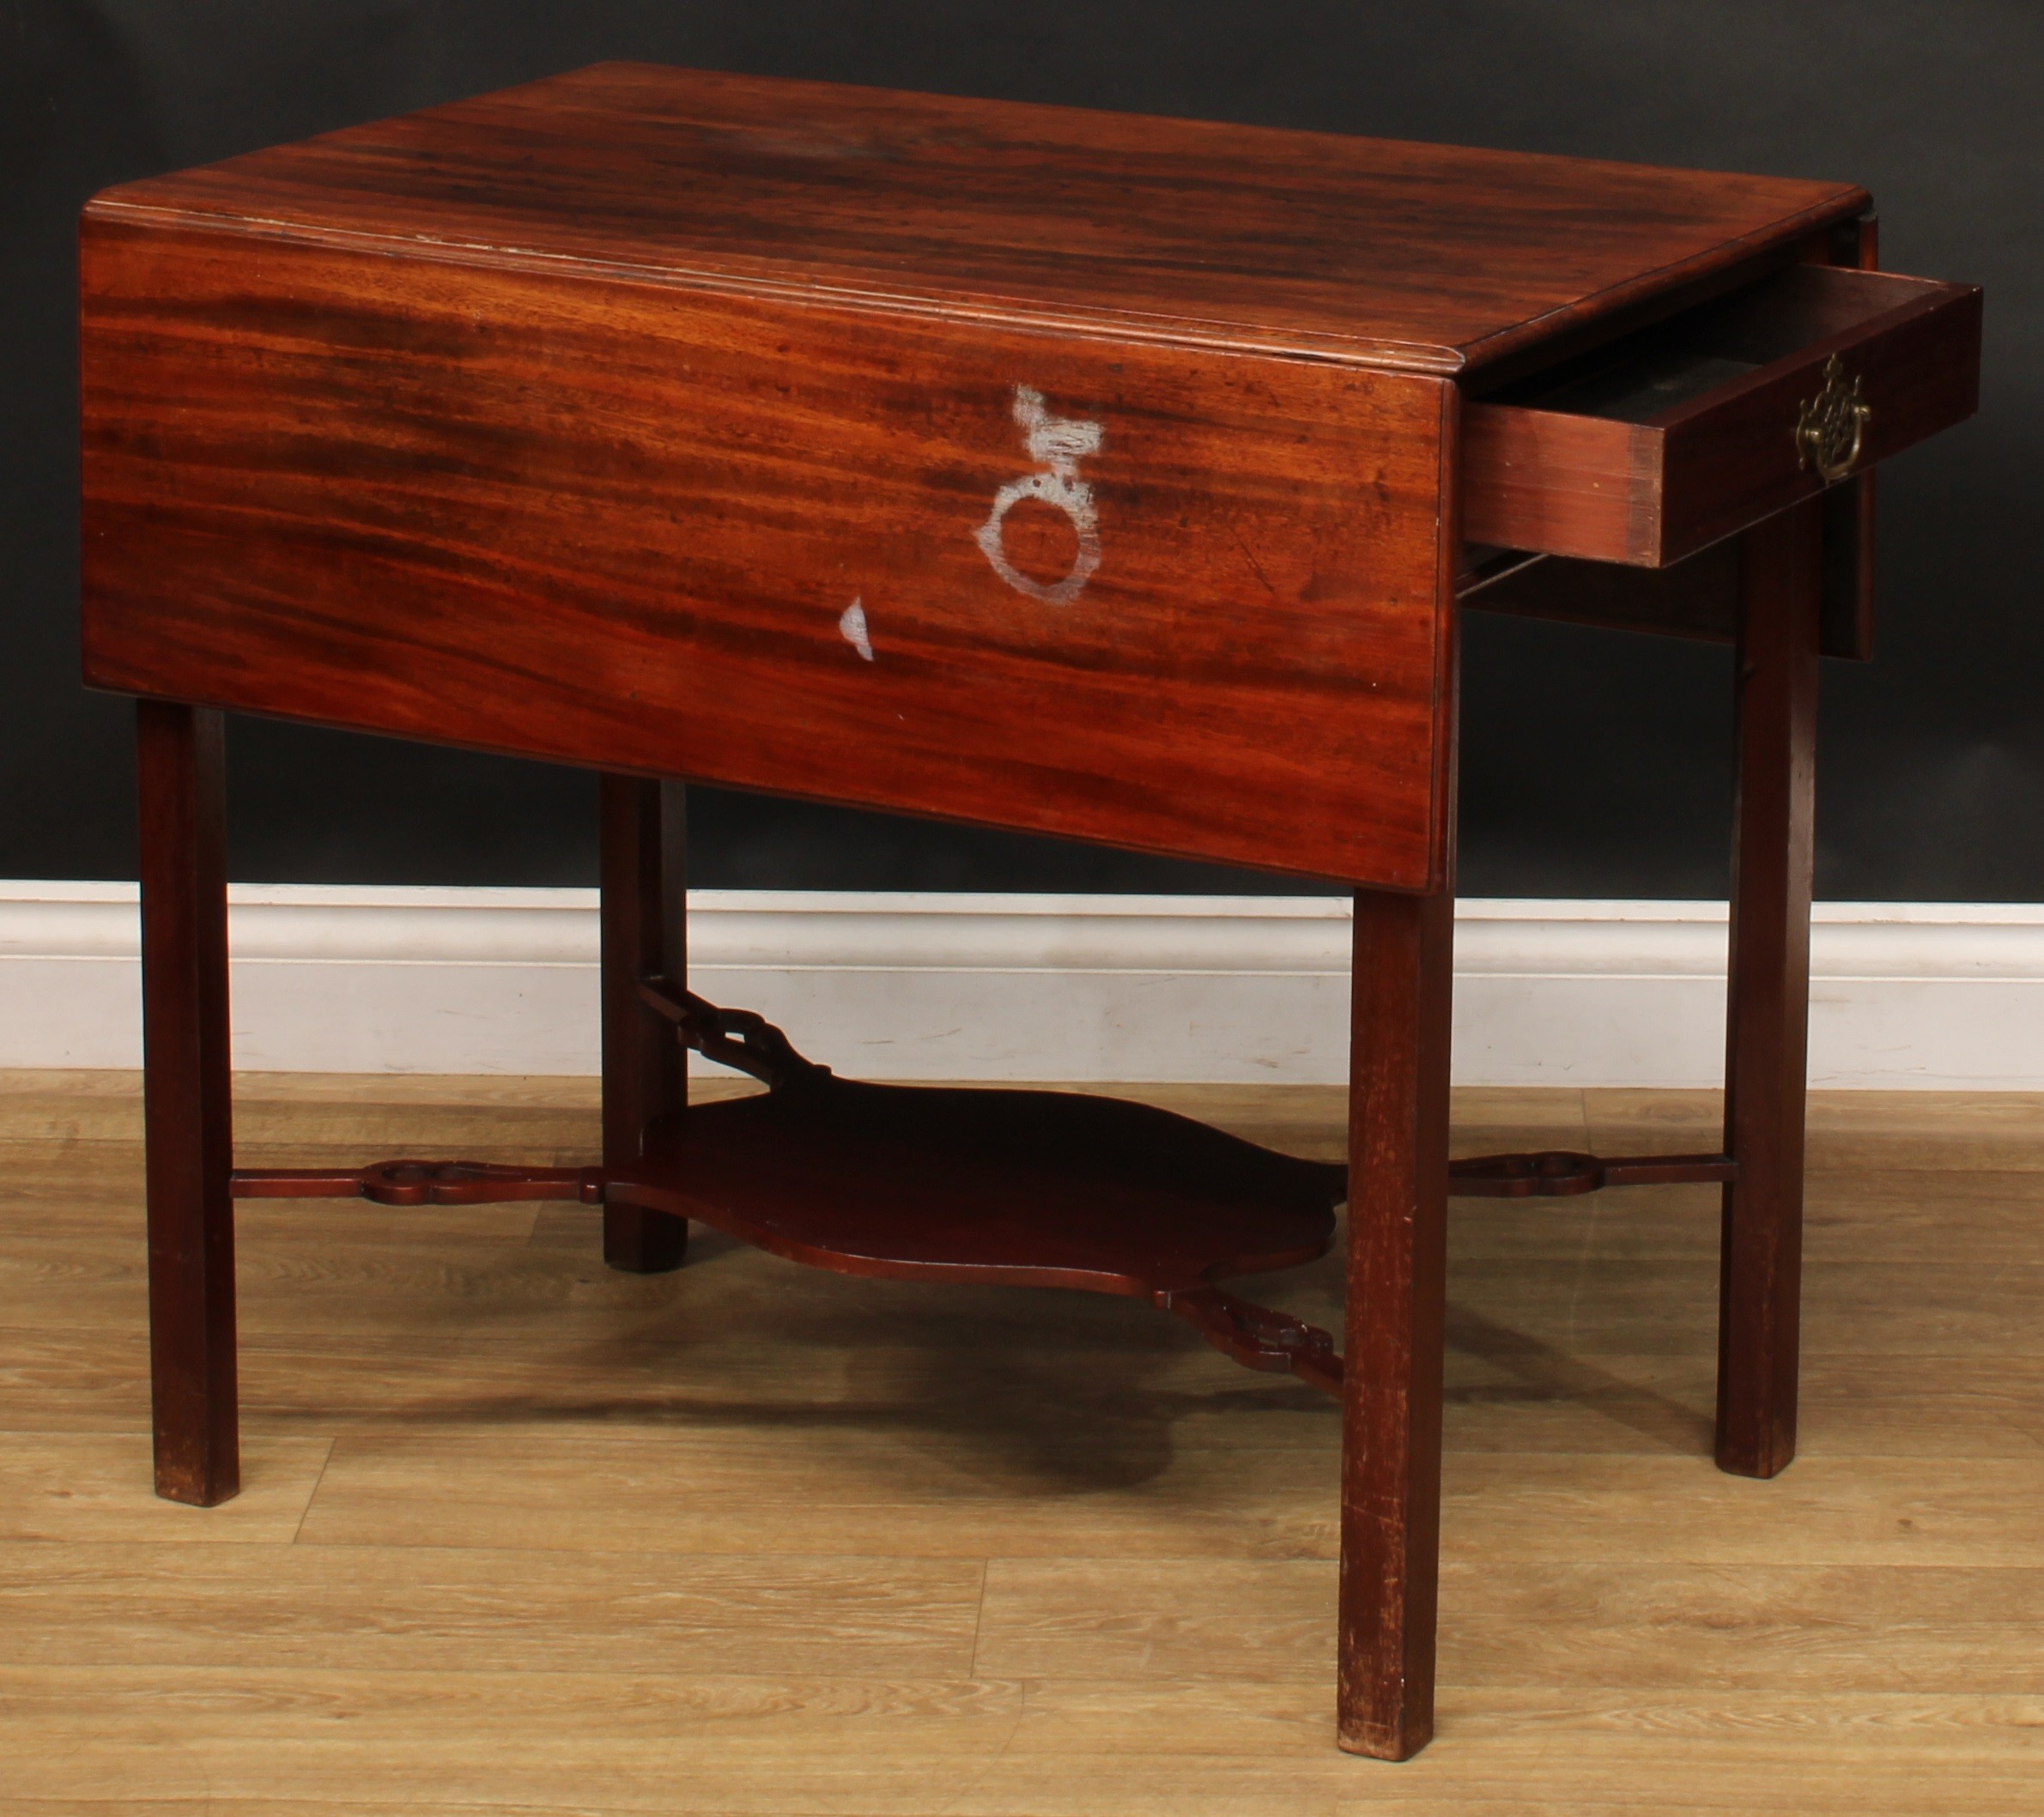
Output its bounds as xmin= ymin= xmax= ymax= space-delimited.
xmin=974 ymin=385 xmax=1104 ymax=606
xmin=839 ymin=597 xmax=875 ymax=661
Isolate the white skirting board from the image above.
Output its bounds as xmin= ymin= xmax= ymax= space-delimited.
xmin=3 ymin=882 xmax=2042 ymax=1087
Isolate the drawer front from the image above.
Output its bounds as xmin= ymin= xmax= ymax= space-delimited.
xmin=1463 ymin=264 xmax=1981 ymax=566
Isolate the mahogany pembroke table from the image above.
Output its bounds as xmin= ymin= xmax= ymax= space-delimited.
xmin=77 ymin=64 xmax=1982 ymax=1757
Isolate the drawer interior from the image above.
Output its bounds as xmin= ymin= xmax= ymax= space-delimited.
xmin=1477 ymin=264 xmax=1943 ymax=426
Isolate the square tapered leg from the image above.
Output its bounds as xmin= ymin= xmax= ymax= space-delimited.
xmin=137 ymin=700 xmax=239 ymax=1505
xmin=1716 ymin=498 xmax=1823 ymax=1479
xmin=600 ymin=774 xmax=690 ymax=1273
xmin=1337 ymin=885 xmax=1454 ymax=1758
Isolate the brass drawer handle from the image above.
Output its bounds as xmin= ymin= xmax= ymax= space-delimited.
xmin=1794 ymin=354 xmax=1871 ymax=483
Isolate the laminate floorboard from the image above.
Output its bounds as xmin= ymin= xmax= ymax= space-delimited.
xmin=2 ymin=1071 xmax=2040 ymax=1810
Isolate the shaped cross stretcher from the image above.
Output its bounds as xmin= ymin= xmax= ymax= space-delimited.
xmin=232 ymin=990 xmax=1738 ymax=1398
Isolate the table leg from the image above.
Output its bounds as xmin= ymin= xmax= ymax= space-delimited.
xmin=1716 ymin=498 xmax=1823 ymax=1479
xmin=600 ymin=774 xmax=690 ymax=1272
xmin=1337 ymin=886 xmax=1454 ymax=1758
xmin=137 ymin=700 xmax=239 ymax=1505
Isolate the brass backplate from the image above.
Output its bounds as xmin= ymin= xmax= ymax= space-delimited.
xmin=1794 ymin=354 xmax=1871 ymax=483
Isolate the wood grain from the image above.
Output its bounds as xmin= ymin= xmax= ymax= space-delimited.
xmin=81 ymin=218 xmax=1455 ymax=887
xmin=1656 ymin=273 xmax=1980 ymax=558
xmin=1340 ymin=888 xmax=1456 ymax=1756
xmin=980 ymin=1556 xmax=2044 ymax=1692
xmin=611 ymin=1075 xmax=1338 ymax=1293
xmin=82 ymin=62 xmax=1867 ymax=376
xmin=135 ymin=700 xmax=238 ymax=1506
xmin=1463 ymin=407 xmax=1664 ymax=562
xmin=0 ymin=1433 xmax=331 ymax=1543
xmin=598 ymin=775 xmax=689 ymax=1272
xmin=1717 ymin=501 xmax=1823 ymax=1478
xmin=289 ymin=1427 xmax=1343 ymax=1560
xmin=280 ymin=1435 xmax=2044 ymax=1566
xmin=68 ymin=71 xmax=1990 ymax=1779
xmin=5 ymin=1074 xmax=2043 ymax=1809
xmin=1464 ymin=266 xmax=1981 ymax=566
xmin=0 ymin=1544 xmax=985 ymax=1675
xmin=1590 ymin=1086 xmax=2044 ymax=1174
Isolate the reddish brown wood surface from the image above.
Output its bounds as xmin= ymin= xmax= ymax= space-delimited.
xmin=136 ymin=701 xmax=239 ymax=1507
xmin=231 ymin=1160 xmax=601 ymax=1203
xmin=1655 ymin=271 xmax=1977 ymax=559
xmin=1447 ymin=1149 xmax=1737 ymax=1195
xmin=1160 ymin=1287 xmax=1344 ymax=1396
xmin=82 ymin=65 xmax=1989 ymax=1764
xmin=1716 ymin=499 xmax=1823 ymax=1480
xmin=1339 ymin=884 xmax=1456 ymax=1760
xmin=609 ymin=1081 xmax=1338 ymax=1293
xmin=82 ymin=62 xmax=1865 ymax=377
xmin=599 ymin=776 xmax=689 ymax=1273
xmin=80 ymin=221 xmax=1456 ymax=889
xmin=75 ymin=60 xmax=1894 ymax=890
xmin=1340 ymin=408 xmax=1460 ymax=1756
xmin=1463 ymin=264 xmax=1980 ymax=566
xmin=1818 ymin=215 xmax=1881 ymax=661
xmin=1463 ymin=406 xmax=1664 ymax=563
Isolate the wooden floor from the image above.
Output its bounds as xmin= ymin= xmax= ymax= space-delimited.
xmin=3 ymin=1070 xmax=2043 ymax=1814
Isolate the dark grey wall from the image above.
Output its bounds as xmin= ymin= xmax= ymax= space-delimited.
xmin=3 ymin=1 xmax=2034 ymax=896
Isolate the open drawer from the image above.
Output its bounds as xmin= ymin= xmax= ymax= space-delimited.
xmin=1463 ymin=263 xmax=1981 ymax=566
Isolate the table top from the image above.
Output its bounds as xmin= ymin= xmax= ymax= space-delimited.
xmin=82 ymin=64 xmax=1907 ymax=892
xmin=89 ymin=61 xmax=1868 ymax=377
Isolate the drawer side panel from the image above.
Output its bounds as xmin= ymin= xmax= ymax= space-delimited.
xmin=1459 ymin=405 xmax=1659 ymax=564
